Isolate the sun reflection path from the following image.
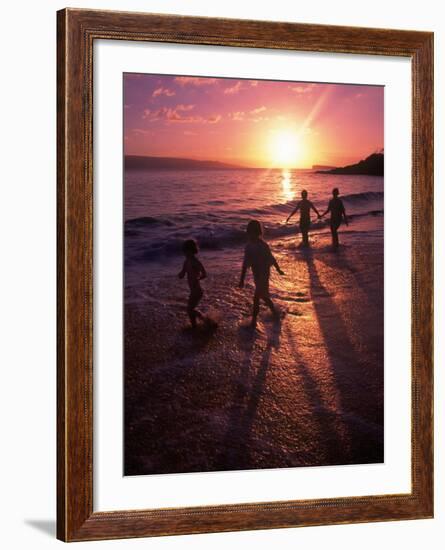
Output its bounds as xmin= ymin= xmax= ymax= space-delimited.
xmin=281 ymin=169 xmax=295 ymax=203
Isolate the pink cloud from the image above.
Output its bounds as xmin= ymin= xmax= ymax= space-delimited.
xmin=206 ymin=115 xmax=222 ymax=124
xmin=288 ymin=83 xmax=316 ymax=94
xmin=167 ymin=110 xmax=201 ymax=123
xmin=224 ymin=81 xmax=243 ymax=95
xmin=229 ymin=111 xmax=245 ymax=121
xmin=229 ymin=107 xmax=266 ymax=123
xmin=174 ymin=76 xmax=218 ymax=86
xmin=175 ymin=104 xmax=195 ymax=112
xmin=143 ymin=104 xmax=194 ymax=120
xmin=152 ymin=87 xmax=176 ymax=98
xmin=250 ymin=106 xmax=266 ymax=115
xmin=143 ymin=104 xmax=221 ymax=124
xmin=132 ymin=128 xmax=154 ymax=136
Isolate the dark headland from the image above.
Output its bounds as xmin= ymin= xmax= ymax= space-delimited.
xmin=316 ymin=153 xmax=384 ymax=176
xmin=125 ymin=155 xmax=245 ymax=171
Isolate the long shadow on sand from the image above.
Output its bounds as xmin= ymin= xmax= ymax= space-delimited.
xmin=314 ymin=248 xmax=384 ymax=368
xmin=215 ymin=320 xmax=281 ymax=471
xmin=283 ymin=322 xmax=353 ymax=466
xmin=315 ymin=246 xmax=382 ymax=300
xmin=300 ymin=249 xmax=383 ymax=465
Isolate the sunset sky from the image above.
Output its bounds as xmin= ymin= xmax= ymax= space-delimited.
xmin=124 ymin=74 xmax=383 ymax=169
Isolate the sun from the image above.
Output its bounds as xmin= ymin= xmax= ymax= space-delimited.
xmin=269 ymin=129 xmax=301 ymax=167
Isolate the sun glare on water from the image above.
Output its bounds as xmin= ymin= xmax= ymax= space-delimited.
xmin=269 ymin=129 xmax=301 ymax=168
xmin=281 ymin=169 xmax=295 ymax=202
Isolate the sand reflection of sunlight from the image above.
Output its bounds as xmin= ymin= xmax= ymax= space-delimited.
xmin=281 ymin=170 xmax=294 ymax=202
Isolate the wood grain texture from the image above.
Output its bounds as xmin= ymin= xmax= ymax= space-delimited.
xmin=57 ymin=8 xmax=434 ymax=542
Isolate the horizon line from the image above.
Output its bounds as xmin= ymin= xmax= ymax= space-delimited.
xmin=124 ymin=151 xmax=384 ymax=171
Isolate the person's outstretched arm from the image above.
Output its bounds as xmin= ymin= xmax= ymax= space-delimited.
xmin=286 ymin=203 xmax=300 ymax=223
xmin=310 ymin=202 xmax=321 ymax=218
xmin=239 ymin=253 xmax=248 ymax=288
xmin=271 ymin=254 xmax=285 ymax=276
xmin=178 ymin=261 xmax=186 ymax=278
xmin=342 ymin=202 xmax=349 ymax=225
xmin=197 ymin=260 xmax=207 ymax=279
xmin=320 ymin=201 xmax=331 ymax=218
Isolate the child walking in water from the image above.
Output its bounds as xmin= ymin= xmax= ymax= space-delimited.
xmin=286 ymin=189 xmax=321 ymax=247
xmin=178 ymin=239 xmax=207 ymax=328
xmin=239 ymin=220 xmax=284 ymax=328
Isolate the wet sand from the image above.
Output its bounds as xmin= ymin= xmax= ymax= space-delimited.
xmin=124 ymin=226 xmax=383 ymax=476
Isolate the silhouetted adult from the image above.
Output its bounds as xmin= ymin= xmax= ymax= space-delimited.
xmin=321 ymin=188 xmax=348 ymax=249
xmin=286 ymin=190 xmax=321 ymax=247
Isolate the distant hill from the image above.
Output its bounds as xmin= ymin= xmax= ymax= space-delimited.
xmin=125 ymin=155 xmax=244 ymax=171
xmin=312 ymin=164 xmax=337 ymax=171
xmin=316 ymin=153 xmax=384 ymax=176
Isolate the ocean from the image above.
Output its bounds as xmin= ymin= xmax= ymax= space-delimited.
xmin=124 ymin=168 xmax=383 ymax=271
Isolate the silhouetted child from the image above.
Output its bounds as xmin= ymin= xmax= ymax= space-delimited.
xmin=286 ymin=189 xmax=321 ymax=247
xmin=239 ymin=220 xmax=284 ymax=328
xmin=178 ymin=239 xmax=207 ymax=328
xmin=321 ymin=187 xmax=348 ymax=249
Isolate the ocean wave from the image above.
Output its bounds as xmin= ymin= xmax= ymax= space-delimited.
xmin=125 ymin=191 xmax=383 ymax=233
xmin=125 ymin=208 xmax=383 ymax=264
xmin=342 ymin=191 xmax=383 ymax=203
xmin=125 ymin=216 xmax=174 ymax=228
xmin=224 ymin=191 xmax=383 ymax=218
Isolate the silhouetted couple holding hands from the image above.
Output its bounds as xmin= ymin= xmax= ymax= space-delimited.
xmin=286 ymin=187 xmax=348 ymax=249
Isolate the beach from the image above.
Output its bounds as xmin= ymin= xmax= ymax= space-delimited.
xmin=124 ymin=213 xmax=384 ymax=475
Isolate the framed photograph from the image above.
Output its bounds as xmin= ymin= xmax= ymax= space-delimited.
xmin=57 ymin=8 xmax=433 ymax=542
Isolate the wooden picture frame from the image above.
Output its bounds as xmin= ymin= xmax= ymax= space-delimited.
xmin=57 ymin=8 xmax=433 ymax=542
